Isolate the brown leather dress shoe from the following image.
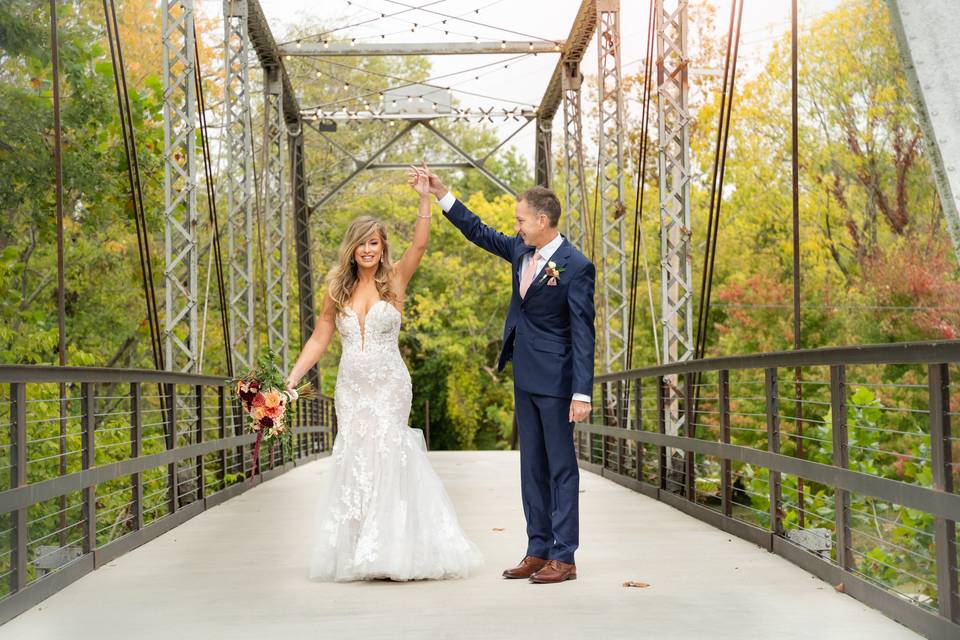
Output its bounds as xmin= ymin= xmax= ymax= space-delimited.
xmin=529 ymin=559 xmax=577 ymax=583
xmin=502 ymin=555 xmax=547 ymax=579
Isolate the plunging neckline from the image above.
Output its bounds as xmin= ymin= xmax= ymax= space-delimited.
xmin=345 ymin=299 xmax=400 ymax=351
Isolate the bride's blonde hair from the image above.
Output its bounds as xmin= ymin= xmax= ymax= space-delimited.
xmin=325 ymin=216 xmax=399 ymax=313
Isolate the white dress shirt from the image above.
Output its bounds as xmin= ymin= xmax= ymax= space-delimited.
xmin=438 ymin=192 xmax=591 ymax=405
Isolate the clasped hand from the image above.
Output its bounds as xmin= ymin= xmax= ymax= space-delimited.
xmin=406 ymin=160 xmax=446 ymax=198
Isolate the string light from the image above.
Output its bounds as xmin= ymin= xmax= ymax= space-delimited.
xmin=298 ymin=50 xmax=536 ymax=114
xmin=501 ymin=40 xmax=506 ymax=49
xmin=324 ymin=40 xmax=329 ymax=48
xmin=350 ymin=38 xmax=356 ymax=46
xmin=296 ymin=39 xmax=302 ymax=49
xmin=286 ymin=1 xmax=555 ymax=49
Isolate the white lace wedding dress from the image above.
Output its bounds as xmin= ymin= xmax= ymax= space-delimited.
xmin=309 ymin=299 xmax=483 ymax=581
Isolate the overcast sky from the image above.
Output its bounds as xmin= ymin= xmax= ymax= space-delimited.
xmin=205 ymin=0 xmax=845 ymax=168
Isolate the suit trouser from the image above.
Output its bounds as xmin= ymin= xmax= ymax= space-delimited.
xmin=514 ymin=386 xmax=580 ymax=564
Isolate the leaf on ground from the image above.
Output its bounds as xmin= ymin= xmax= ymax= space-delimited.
xmin=834 ymin=583 xmax=844 ymax=593
xmin=623 ymin=580 xmax=650 ymax=588
xmin=492 ymin=527 xmax=505 ymax=532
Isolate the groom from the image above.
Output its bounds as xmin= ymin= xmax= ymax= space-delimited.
xmin=416 ymin=165 xmax=595 ymax=584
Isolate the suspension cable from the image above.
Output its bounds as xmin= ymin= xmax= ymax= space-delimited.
xmin=625 ymin=0 xmax=658 ymax=371
xmin=102 ymin=0 xmax=164 ymax=372
xmin=694 ymin=0 xmax=744 ymax=362
xmin=192 ymin=28 xmax=234 ymax=378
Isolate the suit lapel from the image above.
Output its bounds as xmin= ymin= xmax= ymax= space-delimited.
xmin=522 ymin=237 xmax=570 ymax=303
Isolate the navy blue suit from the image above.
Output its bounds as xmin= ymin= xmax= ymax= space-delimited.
xmin=442 ymin=199 xmax=596 ymax=564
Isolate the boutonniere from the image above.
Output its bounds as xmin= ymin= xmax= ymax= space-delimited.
xmin=538 ymin=260 xmax=566 ymax=286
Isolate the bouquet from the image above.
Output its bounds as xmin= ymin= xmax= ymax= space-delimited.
xmin=232 ymin=349 xmax=313 ymax=477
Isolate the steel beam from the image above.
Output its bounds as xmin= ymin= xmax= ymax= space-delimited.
xmin=304 ymin=110 xmax=536 ymax=123
xmin=420 ymin=120 xmax=518 ymax=197
xmin=309 ymin=120 xmax=518 ymax=212
xmin=290 ymin=134 xmax=318 ymax=389
xmin=310 ymin=121 xmax=419 ymax=211
xmin=656 ymin=0 xmax=693 ymax=436
xmin=223 ymin=0 xmax=256 ymax=373
xmin=534 ymin=117 xmax=553 ymax=187
xmin=162 ymin=0 xmax=199 ymax=374
xmin=885 ymin=1 xmax=960 ymax=257
xmin=538 ymin=0 xmax=598 ymax=124
xmin=264 ymin=67 xmax=289 ymax=372
xmin=561 ymin=62 xmax=589 ymax=253
xmin=280 ymin=41 xmax=562 ymax=57
xmin=597 ymin=0 xmax=628 ymax=375
xmin=246 ymin=0 xmax=300 ymax=127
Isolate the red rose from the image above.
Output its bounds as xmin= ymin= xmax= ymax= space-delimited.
xmin=251 ymin=393 xmax=265 ymax=408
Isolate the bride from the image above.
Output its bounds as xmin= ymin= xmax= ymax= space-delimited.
xmin=285 ymin=164 xmax=482 ymax=582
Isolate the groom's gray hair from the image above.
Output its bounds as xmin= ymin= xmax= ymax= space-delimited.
xmin=519 ymin=186 xmax=562 ymax=227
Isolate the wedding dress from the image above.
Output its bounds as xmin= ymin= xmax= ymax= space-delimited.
xmin=309 ymin=299 xmax=483 ymax=581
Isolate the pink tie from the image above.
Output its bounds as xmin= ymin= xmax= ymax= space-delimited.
xmin=519 ymin=251 xmax=541 ymax=299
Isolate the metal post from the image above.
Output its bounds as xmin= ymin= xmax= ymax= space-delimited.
xmin=561 ymin=62 xmax=589 ymax=253
xmin=218 ymin=386 xmax=227 ymax=490
xmin=617 ymin=379 xmax=625 ymax=474
xmin=765 ymin=368 xmax=782 ymax=535
xmin=684 ymin=373 xmax=695 ymax=500
xmin=81 ymin=383 xmax=96 ymax=553
xmin=425 ymin=399 xmax=431 ymax=451
xmin=633 ymin=378 xmax=643 ymax=482
xmin=166 ymin=384 xmax=178 ymax=514
xmin=929 ymin=363 xmax=959 ymax=622
xmin=655 ymin=0 xmax=694 ymax=439
xmin=10 ymin=383 xmax=26 ymax=592
xmin=719 ymin=370 xmax=732 ymax=517
xmin=830 ymin=365 xmax=852 ymax=569
xmin=162 ymin=0 xmax=199 ymax=374
xmin=51 ymin=0 xmax=69 ymax=549
xmin=224 ymin=0 xmax=256 ymax=373
xmin=656 ymin=375 xmax=667 ymax=490
xmin=131 ymin=382 xmax=144 ymax=531
xmin=195 ymin=384 xmax=204 ymax=501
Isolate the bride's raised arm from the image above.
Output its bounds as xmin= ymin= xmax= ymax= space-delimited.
xmin=286 ymin=292 xmax=337 ymax=389
xmin=394 ymin=162 xmax=433 ymax=291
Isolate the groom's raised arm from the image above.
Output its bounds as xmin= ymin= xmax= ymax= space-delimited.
xmin=435 ymin=191 xmax=516 ymax=263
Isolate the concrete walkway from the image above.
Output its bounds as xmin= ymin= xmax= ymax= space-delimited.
xmin=3 ymin=451 xmax=917 ymax=639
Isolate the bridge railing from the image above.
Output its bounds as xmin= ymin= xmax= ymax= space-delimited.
xmin=576 ymin=341 xmax=960 ymax=640
xmin=0 ymin=365 xmax=335 ymax=625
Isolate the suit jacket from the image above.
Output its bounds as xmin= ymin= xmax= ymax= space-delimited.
xmin=442 ymin=198 xmax=596 ymax=399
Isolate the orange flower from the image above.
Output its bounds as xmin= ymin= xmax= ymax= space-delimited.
xmin=262 ymin=390 xmax=283 ymax=409
xmin=251 ymin=392 xmax=266 ymax=407
xmin=253 ymin=406 xmax=267 ymax=420
xmin=264 ymin=403 xmax=283 ymax=419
